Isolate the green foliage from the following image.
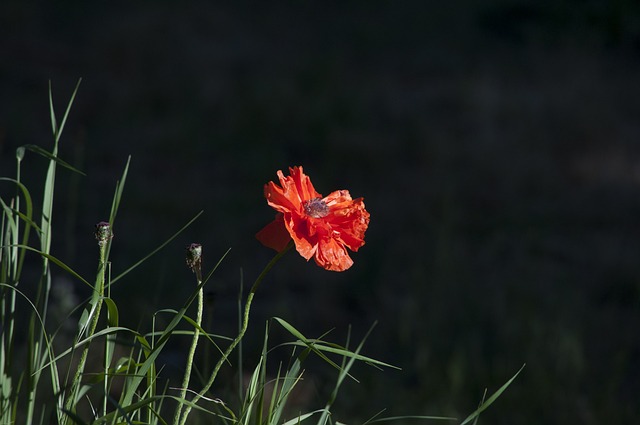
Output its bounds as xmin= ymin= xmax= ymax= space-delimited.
xmin=0 ymin=83 xmax=521 ymax=425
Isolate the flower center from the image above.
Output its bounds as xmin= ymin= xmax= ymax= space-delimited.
xmin=303 ymin=198 xmax=329 ymax=218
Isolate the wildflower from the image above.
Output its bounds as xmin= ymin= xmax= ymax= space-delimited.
xmin=256 ymin=166 xmax=370 ymax=271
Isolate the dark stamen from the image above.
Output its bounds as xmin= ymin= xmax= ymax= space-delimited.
xmin=303 ymin=198 xmax=329 ymax=218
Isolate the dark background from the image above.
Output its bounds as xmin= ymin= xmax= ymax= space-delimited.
xmin=2 ymin=1 xmax=640 ymax=424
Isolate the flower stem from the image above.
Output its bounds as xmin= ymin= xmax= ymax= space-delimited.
xmin=172 ymin=274 xmax=203 ymax=425
xmin=177 ymin=242 xmax=293 ymax=425
xmin=63 ymin=230 xmax=109 ymax=422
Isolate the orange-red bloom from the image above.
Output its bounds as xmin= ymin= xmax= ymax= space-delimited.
xmin=256 ymin=166 xmax=370 ymax=272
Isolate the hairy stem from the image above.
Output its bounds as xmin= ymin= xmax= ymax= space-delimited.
xmin=177 ymin=243 xmax=292 ymax=425
xmin=173 ymin=274 xmax=203 ymax=424
xmin=63 ymin=236 xmax=108 ymax=421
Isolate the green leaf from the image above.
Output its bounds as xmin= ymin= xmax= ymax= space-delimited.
xmin=273 ymin=317 xmax=359 ymax=382
xmin=0 ymin=178 xmax=36 ymax=280
xmin=368 ymin=416 xmax=457 ymax=423
xmin=108 ymin=155 xmax=131 ymax=228
xmin=34 ymin=326 xmax=133 ymax=377
xmin=50 ymin=78 xmax=82 ymax=144
xmin=287 ymin=340 xmax=399 ymax=370
xmin=281 ymin=410 xmax=329 ymax=425
xmin=9 ymin=245 xmax=92 ymax=288
xmin=78 ymin=307 xmax=90 ymax=334
xmin=21 ymin=145 xmax=86 ymax=176
xmin=92 ymin=395 xmax=164 ymax=424
xmin=48 ymin=80 xmax=57 ymax=136
xmin=104 ymin=297 xmax=119 ymax=327
xmin=460 ymin=364 xmax=525 ymax=425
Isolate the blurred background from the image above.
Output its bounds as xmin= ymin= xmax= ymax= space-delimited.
xmin=2 ymin=1 xmax=640 ymax=423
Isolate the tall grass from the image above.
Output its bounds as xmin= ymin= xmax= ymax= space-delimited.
xmin=0 ymin=81 xmax=522 ymax=424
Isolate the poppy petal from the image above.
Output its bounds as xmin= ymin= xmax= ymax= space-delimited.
xmin=256 ymin=214 xmax=292 ymax=252
xmin=315 ymin=237 xmax=354 ymax=271
xmin=265 ymin=180 xmax=298 ymax=213
xmin=324 ymin=194 xmax=370 ymax=252
xmin=285 ymin=213 xmax=317 ymax=260
xmin=290 ymin=166 xmax=322 ymax=202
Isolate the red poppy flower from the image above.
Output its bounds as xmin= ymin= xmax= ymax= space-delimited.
xmin=256 ymin=166 xmax=370 ymax=272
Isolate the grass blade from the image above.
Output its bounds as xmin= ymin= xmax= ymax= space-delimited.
xmin=52 ymin=78 xmax=82 ymax=144
xmin=22 ymin=145 xmax=86 ymax=176
xmin=110 ymin=210 xmax=204 ymax=285
xmin=459 ymin=364 xmax=525 ymax=425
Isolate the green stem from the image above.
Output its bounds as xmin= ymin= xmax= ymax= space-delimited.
xmin=172 ymin=278 xmax=203 ymax=424
xmin=102 ymin=261 xmax=112 ymax=417
xmin=63 ymin=240 xmax=108 ymax=421
xmin=177 ymin=242 xmax=292 ymax=425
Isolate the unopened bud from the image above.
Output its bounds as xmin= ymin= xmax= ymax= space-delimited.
xmin=95 ymin=222 xmax=113 ymax=246
xmin=186 ymin=243 xmax=202 ymax=273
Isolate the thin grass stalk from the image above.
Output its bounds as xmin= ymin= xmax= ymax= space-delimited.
xmin=102 ymin=261 xmax=113 ymax=418
xmin=6 ymin=152 xmax=24 ymax=374
xmin=1 ymin=154 xmax=34 ymax=423
xmin=63 ymin=223 xmax=111 ymax=421
xmin=27 ymin=141 xmax=58 ymax=425
xmin=177 ymin=242 xmax=293 ymax=425
xmin=3 ymin=157 xmax=36 ymax=423
xmin=236 ymin=268 xmax=244 ymax=406
xmin=239 ymin=348 xmax=263 ymax=425
xmin=258 ymin=324 xmax=280 ymax=425
xmin=25 ymin=290 xmax=44 ymax=425
xmin=12 ymin=152 xmax=34 ymax=283
xmin=238 ymin=324 xmax=269 ymax=425
xmin=143 ymin=355 xmax=158 ymax=425
xmin=1 ymin=200 xmax=17 ymax=370
xmin=12 ymin=146 xmax=24 ymax=278
xmin=173 ymin=243 xmax=204 ymax=424
xmin=0 ymin=203 xmax=12 ymax=423
xmin=255 ymin=331 xmax=269 ymax=425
